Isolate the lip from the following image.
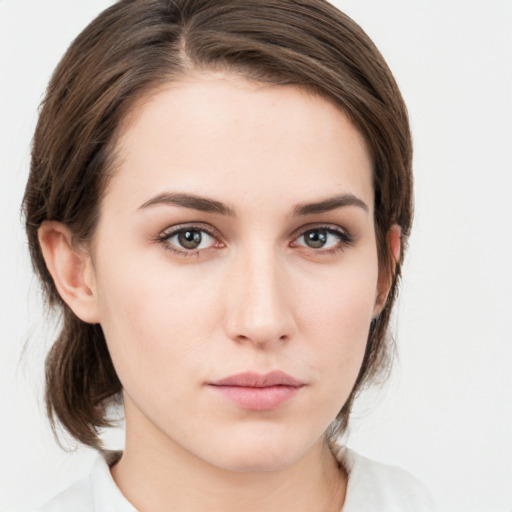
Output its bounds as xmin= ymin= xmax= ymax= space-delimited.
xmin=207 ymin=371 xmax=305 ymax=411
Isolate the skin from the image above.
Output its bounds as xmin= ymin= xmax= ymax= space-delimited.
xmin=39 ymin=71 xmax=397 ymax=512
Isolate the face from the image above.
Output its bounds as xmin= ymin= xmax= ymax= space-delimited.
xmin=89 ymin=71 xmax=381 ymax=472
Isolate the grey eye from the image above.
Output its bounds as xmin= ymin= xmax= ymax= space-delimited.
xmin=165 ymin=228 xmax=216 ymax=251
xmin=178 ymin=230 xmax=203 ymax=249
xmin=303 ymin=229 xmax=328 ymax=248
xmin=295 ymin=228 xmax=344 ymax=250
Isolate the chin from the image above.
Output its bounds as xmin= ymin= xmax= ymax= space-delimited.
xmin=213 ymin=451 xmax=302 ymax=473
xmin=199 ymin=426 xmax=317 ymax=473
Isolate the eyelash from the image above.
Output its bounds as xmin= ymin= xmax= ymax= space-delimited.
xmin=291 ymin=226 xmax=355 ymax=255
xmin=155 ymin=224 xmax=354 ymax=258
xmin=155 ymin=223 xmax=222 ymax=258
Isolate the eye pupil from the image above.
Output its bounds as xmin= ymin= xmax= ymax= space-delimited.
xmin=305 ymin=229 xmax=327 ymax=248
xmin=178 ymin=230 xmax=202 ymax=249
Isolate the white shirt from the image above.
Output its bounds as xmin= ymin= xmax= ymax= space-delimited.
xmin=35 ymin=443 xmax=435 ymax=511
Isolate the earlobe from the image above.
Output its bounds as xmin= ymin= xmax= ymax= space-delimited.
xmin=38 ymin=221 xmax=100 ymax=324
xmin=388 ymin=224 xmax=401 ymax=265
xmin=374 ymin=224 xmax=402 ymax=316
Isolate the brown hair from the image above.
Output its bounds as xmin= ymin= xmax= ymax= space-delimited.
xmin=23 ymin=0 xmax=412 ymax=451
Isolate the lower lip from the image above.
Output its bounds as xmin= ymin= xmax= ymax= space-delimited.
xmin=208 ymin=385 xmax=302 ymax=411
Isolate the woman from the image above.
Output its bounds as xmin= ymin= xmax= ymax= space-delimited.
xmin=23 ymin=0 xmax=434 ymax=510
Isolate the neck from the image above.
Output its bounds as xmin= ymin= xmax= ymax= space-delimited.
xmin=110 ymin=401 xmax=346 ymax=512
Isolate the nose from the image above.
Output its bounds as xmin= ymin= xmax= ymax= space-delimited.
xmin=224 ymin=246 xmax=296 ymax=348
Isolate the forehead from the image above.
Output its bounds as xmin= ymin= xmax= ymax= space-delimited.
xmin=107 ymin=71 xmax=374 ymax=214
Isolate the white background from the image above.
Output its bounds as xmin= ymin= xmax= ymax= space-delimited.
xmin=1 ymin=1 xmax=511 ymax=511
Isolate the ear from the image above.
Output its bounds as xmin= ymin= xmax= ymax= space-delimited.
xmin=374 ymin=224 xmax=401 ymax=316
xmin=38 ymin=221 xmax=100 ymax=324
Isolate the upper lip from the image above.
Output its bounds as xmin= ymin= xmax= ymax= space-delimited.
xmin=210 ymin=371 xmax=305 ymax=388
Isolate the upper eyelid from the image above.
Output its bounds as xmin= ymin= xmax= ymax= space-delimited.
xmin=157 ymin=222 xmax=352 ymax=245
xmin=157 ymin=225 xmax=220 ymax=255
xmin=290 ymin=223 xmax=349 ymax=239
xmin=291 ymin=228 xmax=348 ymax=246
xmin=160 ymin=223 xmax=220 ymax=238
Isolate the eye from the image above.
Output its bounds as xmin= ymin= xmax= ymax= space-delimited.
xmin=159 ymin=226 xmax=220 ymax=253
xmin=293 ymin=227 xmax=351 ymax=252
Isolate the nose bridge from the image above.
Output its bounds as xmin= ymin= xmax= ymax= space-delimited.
xmin=226 ymin=241 xmax=294 ymax=346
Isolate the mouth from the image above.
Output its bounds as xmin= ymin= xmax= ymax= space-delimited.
xmin=207 ymin=371 xmax=305 ymax=411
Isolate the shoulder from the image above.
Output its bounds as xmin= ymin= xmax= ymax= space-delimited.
xmin=34 ymin=453 xmax=136 ymax=512
xmin=332 ymin=442 xmax=436 ymax=512
xmin=34 ymin=477 xmax=94 ymax=512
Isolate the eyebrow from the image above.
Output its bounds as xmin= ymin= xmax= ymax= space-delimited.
xmin=293 ymin=193 xmax=369 ymax=216
xmin=139 ymin=192 xmax=368 ymax=217
xmin=139 ymin=192 xmax=236 ymax=216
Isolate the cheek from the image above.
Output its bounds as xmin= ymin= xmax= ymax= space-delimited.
xmin=295 ymin=252 xmax=379 ymax=379
xmin=301 ymin=250 xmax=378 ymax=328
xmin=93 ymin=252 xmax=223 ymax=393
